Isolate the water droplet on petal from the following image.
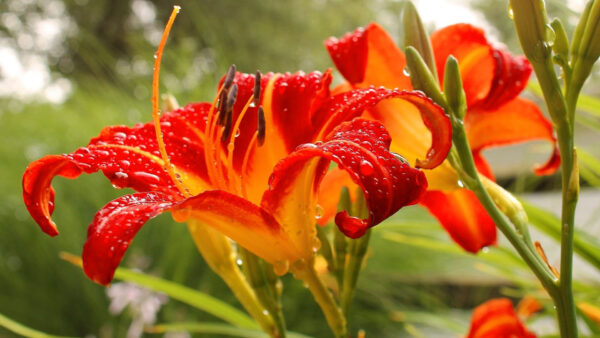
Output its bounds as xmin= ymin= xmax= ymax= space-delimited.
xmin=273 ymin=260 xmax=289 ymax=276
xmin=172 ymin=208 xmax=191 ymax=222
xmin=314 ymin=204 xmax=324 ymax=220
xmin=359 ymin=160 xmax=374 ymax=175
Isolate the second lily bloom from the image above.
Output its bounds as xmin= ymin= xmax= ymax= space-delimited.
xmin=326 ymin=22 xmax=560 ymax=253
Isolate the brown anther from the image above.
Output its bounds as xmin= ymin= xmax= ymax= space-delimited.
xmin=222 ymin=109 xmax=233 ymax=142
xmin=253 ymin=70 xmax=261 ymax=106
xmin=216 ymin=90 xmax=228 ymax=126
xmin=226 ymin=83 xmax=238 ymax=111
xmin=535 ymin=241 xmax=560 ymax=278
xmin=223 ymin=64 xmax=236 ymax=90
xmin=257 ymin=106 xmax=266 ymax=146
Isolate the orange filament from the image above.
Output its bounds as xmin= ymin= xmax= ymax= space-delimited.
xmin=225 ymin=94 xmax=255 ymax=193
xmin=152 ymin=6 xmax=190 ymax=197
xmin=240 ymin=132 xmax=259 ymax=198
xmin=203 ymin=87 xmax=227 ymax=189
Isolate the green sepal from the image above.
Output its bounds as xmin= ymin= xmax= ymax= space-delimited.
xmin=550 ymin=19 xmax=570 ymax=68
xmin=404 ymin=46 xmax=446 ymax=107
xmin=402 ymin=1 xmax=437 ymax=81
xmin=442 ymin=56 xmax=466 ymax=120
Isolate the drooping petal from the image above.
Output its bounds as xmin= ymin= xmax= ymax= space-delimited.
xmin=325 ymin=22 xmax=412 ymax=89
xmin=467 ymin=298 xmax=536 ymax=338
xmin=83 ymin=190 xmax=299 ymax=285
xmin=420 ymin=189 xmax=496 ymax=253
xmin=465 ymin=97 xmax=560 ymax=176
xmin=22 ymin=104 xmax=214 ymax=235
xmin=82 ymin=192 xmax=175 ymax=285
xmin=431 ymin=24 xmax=532 ymax=110
xmin=173 ymin=190 xmax=300 ymax=265
xmin=262 ymin=118 xmax=427 ymax=255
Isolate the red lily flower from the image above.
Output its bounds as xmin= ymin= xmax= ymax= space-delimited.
xmin=467 ymin=298 xmax=536 ymax=338
xmin=325 ymin=23 xmax=560 ymax=253
xmin=21 ymin=67 xmax=451 ymax=285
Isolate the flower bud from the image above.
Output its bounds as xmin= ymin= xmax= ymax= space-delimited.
xmin=403 ymin=1 xmax=437 ymax=80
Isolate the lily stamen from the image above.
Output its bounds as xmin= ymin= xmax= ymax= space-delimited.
xmin=226 ymin=94 xmax=255 ymax=194
xmin=151 ymin=6 xmax=190 ymax=197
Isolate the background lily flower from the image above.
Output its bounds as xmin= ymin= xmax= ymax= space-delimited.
xmin=466 ymin=298 xmax=536 ymax=338
xmin=22 ymin=69 xmax=440 ymax=285
xmin=325 ymin=22 xmax=560 ymax=253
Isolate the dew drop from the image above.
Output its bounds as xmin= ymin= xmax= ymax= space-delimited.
xmin=273 ymin=260 xmax=289 ymax=276
xmin=234 ymin=129 xmax=241 ymax=137
xmin=236 ymin=258 xmax=243 ymax=266
xmin=359 ymin=160 xmax=374 ymax=175
xmin=172 ymin=208 xmax=191 ymax=222
xmin=262 ymin=310 xmax=269 ymax=316
xmin=314 ymin=204 xmax=324 ymax=220
xmin=457 ymin=180 xmax=465 ymax=188
xmin=402 ymin=66 xmax=411 ymax=77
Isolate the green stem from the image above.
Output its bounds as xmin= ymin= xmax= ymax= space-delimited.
xmin=240 ymin=248 xmax=287 ymax=337
xmin=296 ymin=263 xmax=347 ymax=338
xmin=340 ymin=230 xmax=371 ymax=315
xmin=451 ymin=121 xmax=558 ymax=291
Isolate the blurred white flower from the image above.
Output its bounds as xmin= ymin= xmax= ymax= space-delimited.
xmin=106 ymin=282 xmax=168 ymax=338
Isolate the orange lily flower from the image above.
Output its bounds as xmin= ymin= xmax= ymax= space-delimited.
xmin=325 ymin=23 xmax=560 ymax=253
xmin=21 ymin=65 xmax=455 ymax=285
xmin=467 ymin=298 xmax=536 ymax=338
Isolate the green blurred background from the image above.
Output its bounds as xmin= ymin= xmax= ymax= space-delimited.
xmin=1 ymin=0 xmax=599 ymax=337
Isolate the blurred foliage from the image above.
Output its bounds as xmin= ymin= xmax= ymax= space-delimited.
xmin=1 ymin=0 xmax=599 ymax=337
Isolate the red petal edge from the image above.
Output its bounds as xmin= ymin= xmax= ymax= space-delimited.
xmin=467 ymin=298 xmax=537 ymax=338
xmin=263 ymin=118 xmax=427 ymax=239
xmin=325 ymin=26 xmax=368 ymax=84
xmin=421 ymin=189 xmax=497 ymax=253
xmin=82 ymin=192 xmax=175 ymax=285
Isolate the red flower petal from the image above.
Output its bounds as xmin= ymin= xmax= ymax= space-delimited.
xmin=263 ymin=118 xmax=427 ymax=243
xmin=325 ymin=22 xmax=412 ymax=89
xmin=467 ymin=298 xmax=537 ymax=338
xmin=466 ymin=97 xmax=560 ymax=176
xmin=420 ymin=189 xmax=496 ymax=253
xmin=269 ymin=70 xmax=333 ymax=152
xmin=315 ymin=88 xmax=452 ymax=170
xmin=431 ymin=24 xmax=495 ymax=107
xmin=431 ymin=24 xmax=532 ymax=110
xmin=83 ymin=190 xmax=299 ymax=285
xmin=22 ymin=103 xmax=218 ymax=235
xmin=83 ymin=192 xmax=175 ymax=285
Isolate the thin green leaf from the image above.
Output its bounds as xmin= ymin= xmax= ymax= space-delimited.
xmin=521 ymin=201 xmax=600 ymax=271
xmin=0 ymin=312 xmax=76 ymax=338
xmin=147 ymin=322 xmax=313 ymax=338
xmin=60 ymin=253 xmax=258 ymax=329
xmin=579 ymin=148 xmax=600 ymax=187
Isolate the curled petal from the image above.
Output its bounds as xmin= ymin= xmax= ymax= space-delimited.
xmin=83 ymin=190 xmax=298 ymax=285
xmin=467 ymin=298 xmax=536 ymax=338
xmin=466 ymin=97 xmax=560 ymax=176
xmin=22 ymin=104 xmax=216 ymax=235
xmin=325 ymin=23 xmax=412 ymax=89
xmin=23 ymin=155 xmax=85 ymax=236
xmin=83 ymin=192 xmax=175 ymax=285
xmin=263 ymin=118 xmax=427 ymax=246
xmin=431 ymin=24 xmax=532 ymax=109
xmin=420 ymin=189 xmax=496 ymax=253
xmin=315 ymin=88 xmax=452 ymax=170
